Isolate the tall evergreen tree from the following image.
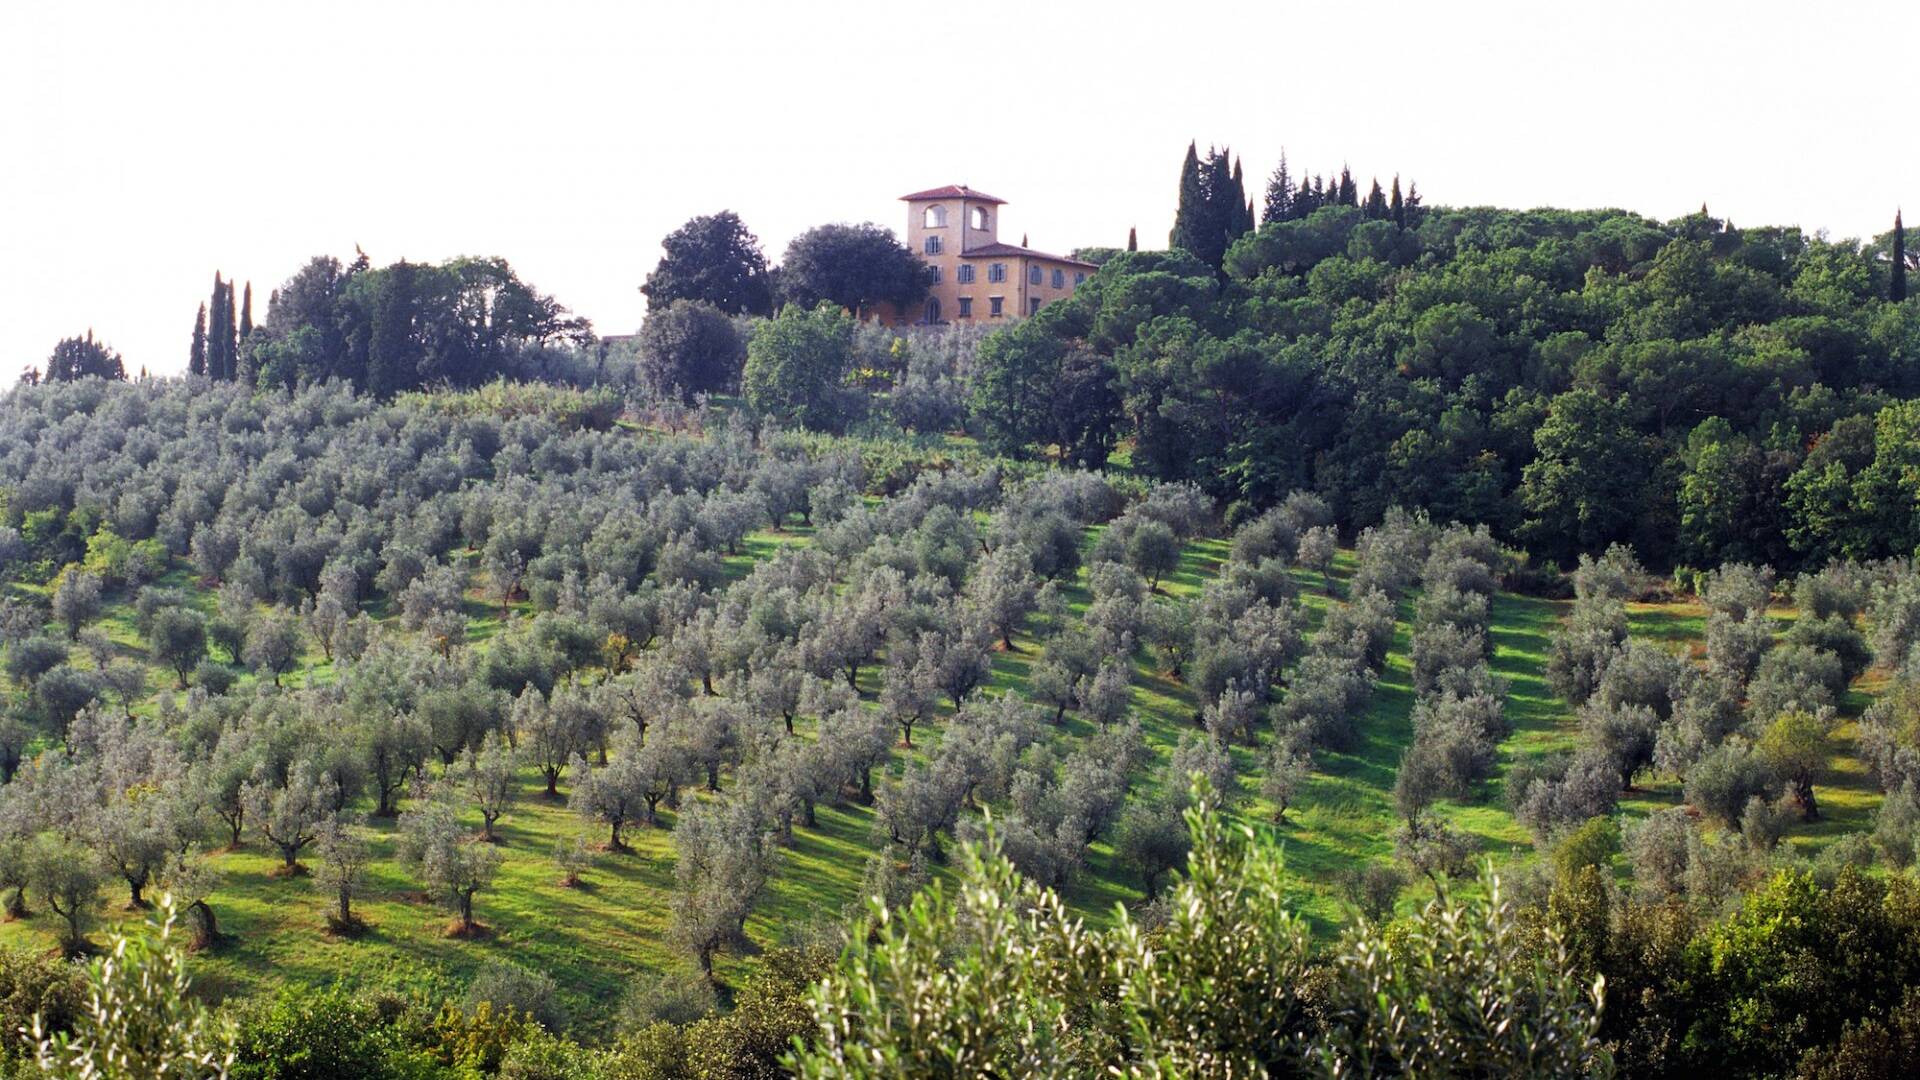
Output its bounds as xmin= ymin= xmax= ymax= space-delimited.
xmin=1337 ymin=166 xmax=1357 ymax=208
xmin=206 ymin=274 xmax=229 ymax=381
xmin=1390 ymin=176 xmax=1406 ymax=228
xmin=219 ymin=279 xmax=238 ymax=380
xmin=1228 ymin=157 xmax=1253 ymax=240
xmin=43 ymin=331 xmax=126 ymax=382
xmin=1363 ymin=179 xmax=1388 ymax=220
xmin=189 ymin=302 xmax=207 ymax=377
xmin=1894 ymin=209 xmax=1908 ymax=303
xmin=1171 ymin=145 xmax=1240 ymax=269
xmin=1264 ymin=151 xmax=1293 ymax=225
xmin=239 ymin=282 xmax=254 ymax=341
xmin=1170 ymin=142 xmax=1206 ymax=253
xmin=1127 ymin=227 xmax=1138 ymax=252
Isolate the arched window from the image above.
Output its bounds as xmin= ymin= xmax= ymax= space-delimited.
xmin=924 ymin=297 xmax=942 ymax=324
xmin=970 ymin=206 xmax=989 ymax=231
xmin=924 ymin=205 xmax=947 ymax=228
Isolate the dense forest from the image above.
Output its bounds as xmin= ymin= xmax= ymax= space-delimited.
xmin=5 ymin=143 xmax=1920 ymax=1078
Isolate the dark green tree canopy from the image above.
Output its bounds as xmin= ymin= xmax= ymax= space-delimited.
xmin=742 ymin=302 xmax=857 ymax=431
xmin=971 ymin=309 xmax=1120 ymax=468
xmin=42 ymin=331 xmax=126 ymax=383
xmin=188 ymin=303 xmax=207 ymax=377
xmin=1169 ymin=143 xmax=1250 ymax=270
xmin=775 ymin=223 xmax=930 ymax=319
xmin=635 ymin=299 xmax=746 ymax=401
xmin=641 ymin=211 xmax=775 ymax=316
xmin=237 ymin=252 xmax=590 ymax=395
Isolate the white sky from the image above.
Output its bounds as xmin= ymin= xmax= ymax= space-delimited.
xmin=2 ymin=0 xmax=1914 ymax=376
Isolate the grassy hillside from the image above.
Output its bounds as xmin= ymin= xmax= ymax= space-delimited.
xmin=0 ymin=526 xmax=1887 ymax=1037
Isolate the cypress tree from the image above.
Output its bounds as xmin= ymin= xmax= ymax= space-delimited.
xmin=219 ymin=280 xmax=238 ymax=380
xmin=1201 ymin=148 xmax=1236 ymax=266
xmin=239 ymin=282 xmax=254 ymax=341
xmin=207 ymin=274 xmax=229 ymax=381
xmin=1337 ymin=166 xmax=1357 ymax=208
xmin=1264 ymin=151 xmax=1293 ymax=225
xmin=1172 ymin=143 xmax=1238 ymax=269
xmin=1228 ymin=157 xmax=1252 ymax=240
xmin=1127 ymin=227 xmax=1138 ymax=252
xmin=1894 ymin=209 xmax=1908 ymax=303
xmin=1363 ymin=179 xmax=1387 ymax=220
xmin=1390 ymin=176 xmax=1406 ymax=228
xmin=1170 ymin=141 xmax=1204 ymax=251
xmin=189 ymin=302 xmax=207 ymax=377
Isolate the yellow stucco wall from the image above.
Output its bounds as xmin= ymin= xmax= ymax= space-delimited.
xmin=899 ymin=193 xmax=1091 ymax=327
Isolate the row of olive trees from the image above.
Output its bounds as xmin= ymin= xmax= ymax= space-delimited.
xmin=6 ymin=399 xmax=1231 ymax=979
xmin=1514 ymin=549 xmax=1916 ymax=908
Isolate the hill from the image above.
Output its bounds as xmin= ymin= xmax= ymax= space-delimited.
xmin=0 ymin=379 xmax=1896 ymax=1050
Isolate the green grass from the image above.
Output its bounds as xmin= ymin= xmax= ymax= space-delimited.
xmin=1 ymin=534 xmax=1895 ymax=1032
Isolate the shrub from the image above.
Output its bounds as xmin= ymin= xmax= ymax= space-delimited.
xmin=232 ymin=987 xmax=391 ymax=1080
xmin=1796 ymin=986 xmax=1920 ymax=1079
xmin=498 ymin=1028 xmax=604 ymax=1080
xmin=30 ymin=900 xmax=235 ymax=1079
xmin=1314 ymin=871 xmax=1608 ymax=1076
xmin=193 ymin=660 xmax=238 ymax=695
xmin=1707 ymin=608 xmax=1776 ymax=685
xmin=1626 ymin=807 xmax=1694 ymax=896
xmin=1794 ymin=564 xmax=1867 ymax=622
xmin=1513 ymin=750 xmax=1620 ymax=841
xmin=1700 ymin=562 xmax=1776 ymax=617
xmin=618 ymin=967 xmax=717 ymax=1032
xmin=465 ymin=959 xmax=565 ymax=1034
xmin=1572 ymin=544 xmax=1648 ymax=602
xmin=1547 ymin=600 xmax=1627 ymax=705
xmin=1747 ymin=644 xmax=1844 ymax=722
xmin=1552 ymin=816 xmax=1621 ymax=882
xmin=1685 ymin=739 xmax=1780 ymax=828
xmin=0 ymin=947 xmax=85 ymax=1069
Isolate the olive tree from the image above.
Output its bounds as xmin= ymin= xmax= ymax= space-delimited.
xmin=27 ymin=835 xmax=106 ymax=955
xmin=242 ymin=609 xmax=303 ymax=687
xmin=459 ymin=732 xmax=521 ymax=842
xmin=148 ymin=608 xmax=208 ymax=690
xmin=396 ymin=790 xmax=504 ymax=937
xmin=671 ymin=794 xmax=779 ymax=978
xmin=51 ymin=569 xmax=103 ymax=641
xmin=568 ymin=740 xmax=656 ymax=853
xmin=313 ymin=816 xmax=372 ymax=933
xmin=1114 ymin=793 xmax=1189 ymax=898
xmin=241 ymin=762 xmax=339 ymax=874
xmin=1757 ymin=709 xmax=1832 ymax=821
xmin=1298 ymin=525 xmax=1338 ymax=593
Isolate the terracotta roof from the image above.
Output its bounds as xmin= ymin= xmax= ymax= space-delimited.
xmin=899 ymin=184 xmax=1007 ymax=204
xmin=959 ymin=242 xmax=1098 ymax=268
